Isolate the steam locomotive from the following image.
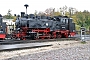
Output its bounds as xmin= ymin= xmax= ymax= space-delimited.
xmin=11 ymin=12 xmax=76 ymax=40
xmin=0 ymin=14 xmax=7 ymax=39
xmin=0 ymin=11 xmax=76 ymax=40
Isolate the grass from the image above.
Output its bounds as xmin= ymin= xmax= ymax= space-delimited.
xmin=81 ymin=41 xmax=86 ymax=44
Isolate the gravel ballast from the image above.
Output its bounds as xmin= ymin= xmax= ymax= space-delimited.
xmin=0 ymin=41 xmax=90 ymax=60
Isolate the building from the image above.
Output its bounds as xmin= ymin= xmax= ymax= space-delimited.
xmin=3 ymin=18 xmax=15 ymax=34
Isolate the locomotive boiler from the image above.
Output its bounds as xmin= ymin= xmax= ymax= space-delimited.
xmin=12 ymin=12 xmax=75 ymax=40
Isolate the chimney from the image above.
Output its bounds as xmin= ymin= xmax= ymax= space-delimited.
xmin=21 ymin=12 xmax=25 ymax=18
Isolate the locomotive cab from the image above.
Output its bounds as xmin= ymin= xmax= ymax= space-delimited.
xmin=58 ymin=16 xmax=69 ymax=30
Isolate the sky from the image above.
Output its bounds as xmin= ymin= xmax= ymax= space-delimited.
xmin=0 ymin=0 xmax=90 ymax=15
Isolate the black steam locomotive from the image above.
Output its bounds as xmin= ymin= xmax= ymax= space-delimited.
xmin=0 ymin=14 xmax=7 ymax=39
xmin=12 ymin=12 xmax=75 ymax=40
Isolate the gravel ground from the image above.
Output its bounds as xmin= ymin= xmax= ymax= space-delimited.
xmin=0 ymin=41 xmax=90 ymax=60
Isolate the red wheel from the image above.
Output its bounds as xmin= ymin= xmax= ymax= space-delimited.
xmin=41 ymin=37 xmax=45 ymax=40
xmin=58 ymin=34 xmax=61 ymax=38
xmin=47 ymin=34 xmax=51 ymax=39
xmin=64 ymin=33 xmax=68 ymax=38
xmin=23 ymin=38 xmax=26 ymax=40
xmin=65 ymin=34 xmax=68 ymax=38
xmin=21 ymin=37 xmax=26 ymax=40
xmin=52 ymin=35 xmax=56 ymax=39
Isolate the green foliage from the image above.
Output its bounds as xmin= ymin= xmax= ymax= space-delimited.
xmin=81 ymin=41 xmax=86 ymax=44
xmin=75 ymin=10 xmax=90 ymax=30
xmin=12 ymin=16 xmax=17 ymax=22
xmin=4 ymin=9 xmax=14 ymax=19
xmin=75 ymin=25 xmax=80 ymax=31
xmin=4 ymin=15 xmax=14 ymax=19
xmin=54 ymin=11 xmax=61 ymax=16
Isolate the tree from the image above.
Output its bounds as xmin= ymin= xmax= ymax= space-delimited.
xmin=45 ymin=8 xmax=55 ymax=16
xmin=54 ymin=11 xmax=60 ymax=16
xmin=37 ymin=11 xmax=46 ymax=16
xmin=60 ymin=5 xmax=67 ymax=16
xmin=34 ymin=10 xmax=38 ymax=15
xmin=4 ymin=9 xmax=14 ymax=19
xmin=68 ymin=7 xmax=77 ymax=17
xmin=75 ymin=10 xmax=90 ymax=29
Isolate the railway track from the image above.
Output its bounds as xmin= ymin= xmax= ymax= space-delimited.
xmin=0 ymin=37 xmax=79 ymax=51
xmin=0 ymin=37 xmax=79 ymax=45
xmin=0 ymin=43 xmax=52 ymax=51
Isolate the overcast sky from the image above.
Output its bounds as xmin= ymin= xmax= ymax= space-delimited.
xmin=0 ymin=0 xmax=89 ymax=15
